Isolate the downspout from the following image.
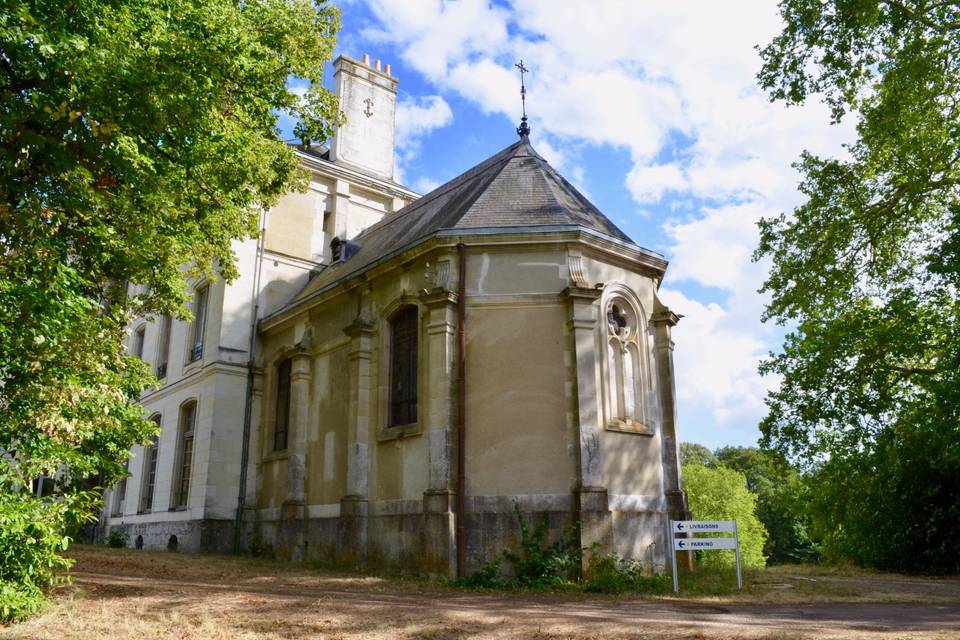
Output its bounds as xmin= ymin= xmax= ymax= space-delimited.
xmin=455 ymin=242 xmax=467 ymax=578
xmin=233 ymin=210 xmax=267 ymax=553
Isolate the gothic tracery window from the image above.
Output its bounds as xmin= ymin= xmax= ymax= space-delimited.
xmin=604 ymin=297 xmax=648 ymax=430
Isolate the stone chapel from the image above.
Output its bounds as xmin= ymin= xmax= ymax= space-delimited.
xmin=100 ymin=54 xmax=689 ymax=577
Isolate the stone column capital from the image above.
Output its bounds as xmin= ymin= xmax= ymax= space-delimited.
xmin=419 ymin=287 xmax=458 ymax=309
xmin=343 ymin=317 xmax=376 ymax=339
xmin=561 ymin=286 xmax=602 ymax=304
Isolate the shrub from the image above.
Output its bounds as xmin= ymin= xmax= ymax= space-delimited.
xmin=583 ymin=546 xmax=671 ymax=594
xmin=0 ymin=488 xmax=74 ymax=623
xmin=106 ymin=528 xmax=126 ymax=549
xmin=682 ymin=464 xmax=769 ymax=569
xmin=503 ymin=503 xmax=580 ymax=587
xmin=453 ymin=558 xmax=503 ymax=589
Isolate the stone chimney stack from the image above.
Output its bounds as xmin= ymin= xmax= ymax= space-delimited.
xmin=329 ymin=54 xmax=398 ymax=180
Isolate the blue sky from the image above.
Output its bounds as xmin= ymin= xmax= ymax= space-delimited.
xmin=286 ymin=1 xmax=855 ymax=450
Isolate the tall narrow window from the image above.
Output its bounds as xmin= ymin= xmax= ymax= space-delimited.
xmin=139 ymin=415 xmax=161 ymax=513
xmin=112 ymin=461 xmax=128 ymax=515
xmin=389 ymin=306 xmax=418 ymax=427
xmin=274 ymin=359 xmax=291 ymax=451
xmin=133 ymin=325 xmax=146 ymax=359
xmin=156 ymin=315 xmax=172 ymax=379
xmin=189 ymin=285 xmax=208 ymax=362
xmin=173 ymin=402 xmax=196 ymax=508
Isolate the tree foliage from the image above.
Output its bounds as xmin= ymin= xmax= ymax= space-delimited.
xmin=679 ymin=442 xmax=719 ymax=468
xmin=756 ymin=1 xmax=960 ymax=571
xmin=715 ymin=447 xmax=815 ymax=564
xmin=681 ymin=464 xmax=768 ymax=569
xmin=1 ymin=0 xmax=341 ymax=619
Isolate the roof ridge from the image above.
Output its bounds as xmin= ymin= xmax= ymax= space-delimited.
xmin=346 ymin=138 xmax=524 ymax=242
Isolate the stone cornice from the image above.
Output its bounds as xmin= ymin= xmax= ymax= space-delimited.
xmin=294 ymin=150 xmax=418 ymax=202
xmin=260 ymin=227 xmax=669 ymax=335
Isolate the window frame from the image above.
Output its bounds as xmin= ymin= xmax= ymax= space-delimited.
xmin=171 ymin=401 xmax=197 ymax=510
xmin=138 ymin=414 xmax=161 ymax=514
xmin=387 ymin=304 xmax=419 ymax=428
xmin=132 ymin=324 xmax=146 ymax=359
xmin=111 ymin=461 xmax=128 ymax=516
xmin=273 ymin=358 xmax=292 ymax=452
xmin=156 ymin=314 xmax=172 ymax=379
xmin=188 ymin=284 xmax=209 ymax=363
xmin=599 ymin=287 xmax=655 ymax=436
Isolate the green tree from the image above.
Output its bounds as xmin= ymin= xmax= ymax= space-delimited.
xmin=681 ymin=464 xmax=768 ymax=569
xmin=1 ymin=0 xmax=341 ymax=619
xmin=715 ymin=447 xmax=815 ymax=563
xmin=755 ymin=1 xmax=960 ymax=571
xmin=679 ymin=442 xmax=719 ymax=468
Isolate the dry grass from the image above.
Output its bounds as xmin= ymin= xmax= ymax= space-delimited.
xmin=1 ymin=546 xmax=957 ymax=640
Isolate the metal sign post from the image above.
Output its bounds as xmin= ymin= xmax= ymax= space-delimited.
xmin=669 ymin=519 xmax=743 ymax=592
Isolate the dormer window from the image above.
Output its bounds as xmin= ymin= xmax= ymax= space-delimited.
xmin=331 ymin=236 xmax=344 ymax=261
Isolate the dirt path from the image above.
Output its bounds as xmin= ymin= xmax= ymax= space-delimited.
xmin=3 ymin=548 xmax=959 ymax=640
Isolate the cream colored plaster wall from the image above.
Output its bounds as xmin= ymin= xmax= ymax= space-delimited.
xmin=466 ymin=248 xmax=568 ymax=297
xmin=600 ymin=431 xmax=664 ymax=497
xmin=306 ymin=346 xmax=349 ymax=505
xmin=465 ymin=304 xmax=574 ymax=496
xmin=264 ymin=188 xmax=328 ymax=260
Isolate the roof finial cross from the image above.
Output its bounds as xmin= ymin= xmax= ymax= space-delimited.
xmin=515 ymin=59 xmax=531 ymax=138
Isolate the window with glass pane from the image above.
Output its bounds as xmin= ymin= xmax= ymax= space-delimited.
xmin=112 ymin=461 xmax=128 ymax=515
xmin=133 ymin=326 xmax=146 ymax=359
xmin=389 ymin=306 xmax=418 ymax=427
xmin=174 ymin=402 xmax=196 ymax=508
xmin=156 ymin=315 xmax=172 ymax=378
xmin=274 ymin=359 xmax=291 ymax=451
xmin=189 ymin=285 xmax=208 ymax=362
xmin=139 ymin=415 xmax=161 ymax=513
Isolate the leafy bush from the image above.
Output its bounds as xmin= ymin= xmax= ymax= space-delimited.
xmin=583 ymin=547 xmax=671 ymax=594
xmin=0 ymin=487 xmax=74 ymax=623
xmin=682 ymin=464 xmax=769 ymax=569
xmin=106 ymin=528 xmax=126 ymax=549
xmin=503 ymin=503 xmax=580 ymax=587
xmin=714 ymin=446 xmax=817 ymax=563
xmin=453 ymin=558 xmax=503 ymax=589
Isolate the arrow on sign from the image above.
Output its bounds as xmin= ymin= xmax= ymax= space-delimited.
xmin=676 ymin=522 xmax=684 ymax=531
xmin=677 ymin=540 xmax=686 ymax=549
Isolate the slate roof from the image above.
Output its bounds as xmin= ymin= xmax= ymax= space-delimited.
xmin=289 ymin=136 xmax=646 ymax=304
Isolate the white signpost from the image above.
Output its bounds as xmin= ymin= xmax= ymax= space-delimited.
xmin=669 ymin=519 xmax=742 ymax=592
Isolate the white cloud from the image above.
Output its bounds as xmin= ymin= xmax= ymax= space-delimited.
xmin=395 ymin=95 xmax=453 ymax=149
xmin=413 ymin=176 xmax=442 ymax=194
xmin=627 ymin=164 xmax=687 ymax=204
xmin=356 ymin=0 xmax=856 ymax=443
xmin=394 ymin=94 xmax=453 ymax=182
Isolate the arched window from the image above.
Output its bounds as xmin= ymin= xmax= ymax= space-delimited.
xmin=388 ymin=305 xmax=418 ymax=427
xmin=173 ymin=401 xmax=197 ymax=508
xmin=273 ymin=358 xmax=292 ymax=451
xmin=139 ymin=414 xmax=161 ymax=513
xmin=603 ymin=296 xmax=649 ymax=431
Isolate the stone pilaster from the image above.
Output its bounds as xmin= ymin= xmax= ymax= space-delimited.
xmin=651 ymin=300 xmax=689 ymax=522
xmin=280 ymin=352 xmax=311 ymax=559
xmin=420 ymin=287 xmax=458 ymax=578
xmin=563 ymin=286 xmax=613 ymax=564
xmin=337 ymin=317 xmax=375 ymax=565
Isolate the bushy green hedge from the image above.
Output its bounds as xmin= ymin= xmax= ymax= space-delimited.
xmin=0 ymin=487 xmax=73 ymax=622
xmin=682 ymin=464 xmax=769 ymax=569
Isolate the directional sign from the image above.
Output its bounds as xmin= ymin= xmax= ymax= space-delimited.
xmin=669 ymin=519 xmax=743 ymax=592
xmin=673 ymin=520 xmax=736 ymax=533
xmin=674 ymin=538 xmax=738 ymax=551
